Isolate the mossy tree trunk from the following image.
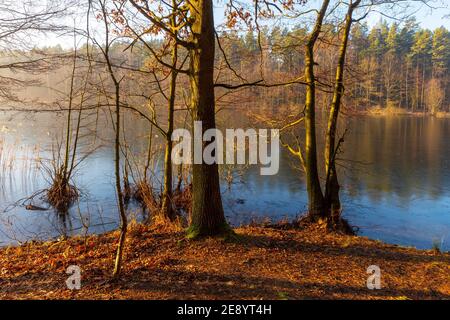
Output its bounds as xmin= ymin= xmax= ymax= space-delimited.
xmin=186 ymin=0 xmax=229 ymax=238
xmin=325 ymin=1 xmax=360 ymax=214
xmin=303 ymin=0 xmax=330 ymax=221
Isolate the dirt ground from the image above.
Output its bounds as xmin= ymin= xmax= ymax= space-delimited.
xmin=0 ymin=223 xmax=449 ymax=300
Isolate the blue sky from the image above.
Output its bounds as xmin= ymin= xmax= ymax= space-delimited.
xmin=42 ymin=0 xmax=450 ymax=49
xmin=213 ymin=0 xmax=450 ymax=30
xmin=368 ymin=4 xmax=450 ymax=30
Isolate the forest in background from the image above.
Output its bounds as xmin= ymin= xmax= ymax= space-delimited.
xmin=16 ymin=18 xmax=450 ymax=115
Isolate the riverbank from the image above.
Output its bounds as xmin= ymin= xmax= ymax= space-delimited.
xmin=354 ymin=107 xmax=450 ymax=118
xmin=1 ymin=222 xmax=449 ymax=300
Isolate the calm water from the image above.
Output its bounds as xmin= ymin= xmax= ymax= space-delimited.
xmin=0 ymin=111 xmax=449 ymax=250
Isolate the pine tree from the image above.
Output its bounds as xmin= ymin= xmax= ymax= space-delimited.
xmin=410 ymin=29 xmax=432 ymax=111
xmin=432 ymin=27 xmax=450 ymax=76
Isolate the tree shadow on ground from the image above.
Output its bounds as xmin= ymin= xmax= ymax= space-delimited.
xmin=231 ymin=233 xmax=450 ymax=264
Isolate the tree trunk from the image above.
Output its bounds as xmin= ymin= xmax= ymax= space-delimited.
xmin=325 ymin=1 xmax=359 ymax=214
xmin=63 ymin=45 xmax=77 ymax=183
xmin=415 ymin=62 xmax=419 ymax=112
xmin=405 ymin=62 xmax=409 ymax=109
xmin=303 ymin=0 xmax=330 ymax=220
xmin=421 ymin=62 xmax=426 ymax=112
xmin=187 ymin=0 xmax=229 ymax=238
xmin=113 ymin=82 xmax=127 ymax=278
xmin=161 ymin=38 xmax=178 ymax=221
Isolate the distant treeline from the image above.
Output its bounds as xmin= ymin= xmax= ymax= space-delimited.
xmin=347 ymin=19 xmax=449 ymax=113
xmin=31 ymin=18 xmax=450 ymax=114
xmin=214 ymin=18 xmax=450 ymax=114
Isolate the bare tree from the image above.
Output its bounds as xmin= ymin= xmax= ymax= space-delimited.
xmin=0 ymin=0 xmax=75 ymax=104
xmin=89 ymin=0 xmax=128 ymax=278
xmin=426 ymin=78 xmax=445 ymax=115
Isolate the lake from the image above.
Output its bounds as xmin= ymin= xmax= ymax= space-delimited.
xmin=1 ymin=111 xmax=449 ymax=250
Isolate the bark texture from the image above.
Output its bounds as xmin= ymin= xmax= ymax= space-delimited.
xmin=187 ymin=0 xmax=229 ymax=238
xmin=303 ymin=0 xmax=330 ymax=220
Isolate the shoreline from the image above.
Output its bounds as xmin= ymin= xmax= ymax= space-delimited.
xmin=1 ymin=222 xmax=449 ymax=300
xmin=349 ymin=108 xmax=450 ymax=118
xmin=3 ymin=108 xmax=450 ymax=117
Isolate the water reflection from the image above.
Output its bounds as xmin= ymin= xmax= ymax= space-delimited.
xmin=0 ymin=112 xmax=449 ymax=250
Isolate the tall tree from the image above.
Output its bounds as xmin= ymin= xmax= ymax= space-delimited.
xmin=126 ymin=0 xmax=230 ymax=236
xmin=187 ymin=0 xmax=230 ymax=238
xmin=399 ymin=18 xmax=417 ymax=109
xmin=410 ymin=29 xmax=432 ymax=111
xmin=431 ymin=27 xmax=450 ymax=77
xmin=160 ymin=1 xmax=182 ymax=222
xmin=384 ymin=23 xmax=401 ymax=106
xmin=93 ymin=0 xmax=128 ymax=278
xmin=303 ymin=0 xmax=330 ymax=221
xmin=325 ymin=0 xmax=362 ymax=220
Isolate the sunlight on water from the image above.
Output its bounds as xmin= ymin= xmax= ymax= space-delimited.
xmin=1 ymin=112 xmax=449 ymax=250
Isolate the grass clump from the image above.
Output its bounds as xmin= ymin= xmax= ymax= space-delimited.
xmin=46 ymin=167 xmax=79 ymax=212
